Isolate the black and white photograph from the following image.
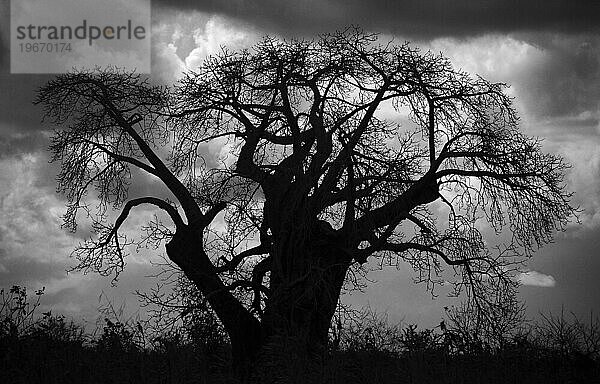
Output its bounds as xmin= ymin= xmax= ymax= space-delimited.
xmin=1 ymin=1 xmax=599 ymax=382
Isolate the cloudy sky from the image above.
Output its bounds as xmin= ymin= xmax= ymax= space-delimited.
xmin=1 ymin=0 xmax=599 ymax=328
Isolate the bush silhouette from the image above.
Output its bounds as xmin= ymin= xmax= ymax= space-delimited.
xmin=1 ymin=285 xmax=599 ymax=383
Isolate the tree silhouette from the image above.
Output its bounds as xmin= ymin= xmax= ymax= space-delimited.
xmin=35 ymin=29 xmax=574 ymax=381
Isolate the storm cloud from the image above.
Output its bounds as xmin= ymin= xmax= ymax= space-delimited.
xmin=153 ymin=0 xmax=600 ymax=39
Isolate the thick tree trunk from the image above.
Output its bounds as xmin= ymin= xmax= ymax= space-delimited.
xmin=250 ymin=239 xmax=350 ymax=382
xmin=166 ymin=223 xmax=351 ymax=382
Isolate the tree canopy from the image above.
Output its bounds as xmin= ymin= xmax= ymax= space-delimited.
xmin=35 ymin=28 xmax=575 ymax=378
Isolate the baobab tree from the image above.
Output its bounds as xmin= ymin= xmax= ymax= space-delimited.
xmin=36 ymin=29 xmax=574 ymax=381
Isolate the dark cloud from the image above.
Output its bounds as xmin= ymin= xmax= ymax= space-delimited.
xmin=154 ymin=0 xmax=600 ymax=39
xmin=0 ymin=253 xmax=67 ymax=287
xmin=0 ymin=2 xmax=57 ymax=132
xmin=0 ymin=0 xmax=9 ymax=70
xmin=0 ymin=74 xmax=52 ymax=130
xmin=0 ymin=129 xmax=49 ymax=158
xmin=515 ymin=36 xmax=600 ymax=119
